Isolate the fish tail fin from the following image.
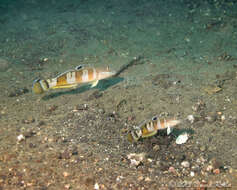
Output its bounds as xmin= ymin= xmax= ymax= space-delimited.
xmin=168 ymin=119 xmax=181 ymax=127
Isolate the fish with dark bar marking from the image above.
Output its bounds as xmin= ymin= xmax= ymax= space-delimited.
xmin=32 ymin=65 xmax=115 ymax=94
xmin=128 ymin=115 xmax=181 ymax=142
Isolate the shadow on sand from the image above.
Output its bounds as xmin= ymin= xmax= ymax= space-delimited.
xmin=41 ymin=77 xmax=123 ymax=101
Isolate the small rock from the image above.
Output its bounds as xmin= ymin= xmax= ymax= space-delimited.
xmin=153 ymin=145 xmax=160 ymax=151
xmin=181 ymin=161 xmax=190 ymax=168
xmin=116 ymin=99 xmax=127 ymax=110
xmin=190 ymin=171 xmax=195 ymax=177
xmin=74 ymin=104 xmax=88 ymax=111
xmin=221 ymin=115 xmax=225 ymax=121
xmin=8 ymin=87 xmax=29 ymax=97
xmin=137 ymin=176 xmax=144 ymax=181
xmin=213 ymin=168 xmax=220 ymax=174
xmin=23 ymin=130 xmax=36 ymax=138
xmin=200 ymin=145 xmax=206 ymax=152
xmin=63 ymin=171 xmax=70 ymax=177
xmin=168 ymin=166 xmax=176 ymax=174
xmin=37 ymin=120 xmax=46 ymax=126
xmin=144 ymin=177 xmax=151 ymax=182
xmin=187 ymin=115 xmax=195 ymax=123
xmin=88 ymin=90 xmax=103 ymax=100
xmin=206 ymin=165 xmax=213 ymax=172
xmin=64 ymin=184 xmax=71 ymax=189
xmin=116 ymin=176 xmax=123 ymax=182
xmin=205 ymin=112 xmax=217 ymax=123
xmin=22 ymin=116 xmax=35 ymax=124
xmin=17 ymin=134 xmax=25 ymax=142
xmin=46 ymin=105 xmax=58 ymax=114
xmin=98 ymin=108 xmax=105 ymax=114
xmin=203 ymin=85 xmax=222 ymax=95
xmin=94 ymin=182 xmax=99 ymax=190
xmin=210 ymin=158 xmax=222 ymax=169
xmin=58 ymin=150 xmax=73 ymax=159
xmin=192 ymin=100 xmax=206 ymax=112
xmin=127 ymin=153 xmax=145 ymax=167
xmin=176 ymin=132 xmax=189 ymax=144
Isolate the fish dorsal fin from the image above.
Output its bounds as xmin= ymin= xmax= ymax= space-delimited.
xmin=75 ymin=65 xmax=84 ymax=70
xmin=55 ymin=69 xmax=75 ymax=78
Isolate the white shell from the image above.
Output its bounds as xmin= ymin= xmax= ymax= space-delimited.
xmin=176 ymin=132 xmax=189 ymax=144
xmin=187 ymin=115 xmax=195 ymax=123
xmin=17 ymin=134 xmax=25 ymax=142
xmin=94 ymin=183 xmax=99 ymax=190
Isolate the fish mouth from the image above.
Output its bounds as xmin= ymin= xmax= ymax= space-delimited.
xmin=32 ymin=79 xmax=49 ymax=94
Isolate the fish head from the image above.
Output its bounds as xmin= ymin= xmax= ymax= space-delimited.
xmin=97 ymin=66 xmax=116 ymax=80
xmin=32 ymin=79 xmax=49 ymax=94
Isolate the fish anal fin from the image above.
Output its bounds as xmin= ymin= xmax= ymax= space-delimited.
xmin=142 ymin=130 xmax=157 ymax=138
xmin=51 ymin=84 xmax=78 ymax=89
xmin=91 ymin=80 xmax=99 ymax=88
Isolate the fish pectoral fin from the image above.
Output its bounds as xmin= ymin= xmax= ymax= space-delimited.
xmin=51 ymin=84 xmax=78 ymax=89
xmin=142 ymin=130 xmax=157 ymax=138
xmin=91 ymin=80 xmax=99 ymax=88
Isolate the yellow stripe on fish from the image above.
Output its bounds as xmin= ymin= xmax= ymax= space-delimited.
xmin=32 ymin=65 xmax=115 ymax=94
xmin=128 ymin=116 xmax=181 ymax=142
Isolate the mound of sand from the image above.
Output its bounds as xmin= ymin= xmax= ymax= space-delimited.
xmin=0 ymin=57 xmax=10 ymax=72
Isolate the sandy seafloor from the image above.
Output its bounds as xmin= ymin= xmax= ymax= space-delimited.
xmin=0 ymin=0 xmax=237 ymax=189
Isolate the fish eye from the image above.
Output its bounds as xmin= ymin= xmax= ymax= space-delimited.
xmin=152 ymin=116 xmax=157 ymax=121
xmin=75 ymin=65 xmax=83 ymax=70
xmin=33 ymin=78 xmax=41 ymax=83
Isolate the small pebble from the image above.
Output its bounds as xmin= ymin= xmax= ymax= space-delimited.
xmin=206 ymin=165 xmax=213 ymax=172
xmin=190 ymin=171 xmax=195 ymax=177
xmin=138 ymin=176 xmax=144 ymax=181
xmin=127 ymin=153 xmax=145 ymax=167
xmin=147 ymin=158 xmax=153 ymax=163
xmin=213 ymin=168 xmax=220 ymax=174
xmin=17 ymin=134 xmax=25 ymax=142
xmin=116 ymin=176 xmax=123 ymax=182
xmin=98 ymin=108 xmax=105 ymax=114
xmin=145 ymin=177 xmax=151 ymax=182
xmin=205 ymin=112 xmax=217 ymax=123
xmin=153 ymin=145 xmax=160 ymax=151
xmin=168 ymin=166 xmax=176 ymax=174
xmin=176 ymin=132 xmax=189 ymax=144
xmin=65 ymin=184 xmax=71 ymax=189
xmin=200 ymin=146 xmax=206 ymax=152
xmin=187 ymin=115 xmax=195 ymax=123
xmin=63 ymin=172 xmax=70 ymax=177
xmin=94 ymin=183 xmax=99 ymax=190
xmin=221 ymin=115 xmax=225 ymax=121
xmin=181 ymin=161 xmax=190 ymax=168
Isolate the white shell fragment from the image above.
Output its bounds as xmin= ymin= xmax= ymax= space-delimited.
xmin=176 ymin=132 xmax=189 ymax=145
xmin=187 ymin=115 xmax=195 ymax=123
xmin=94 ymin=183 xmax=99 ymax=190
xmin=127 ymin=153 xmax=145 ymax=167
xmin=17 ymin=134 xmax=25 ymax=142
xmin=181 ymin=161 xmax=190 ymax=168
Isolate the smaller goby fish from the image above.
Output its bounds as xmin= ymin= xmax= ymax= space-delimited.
xmin=128 ymin=116 xmax=181 ymax=142
xmin=32 ymin=65 xmax=115 ymax=94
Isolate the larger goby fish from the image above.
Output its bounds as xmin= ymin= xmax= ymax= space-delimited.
xmin=32 ymin=65 xmax=115 ymax=94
